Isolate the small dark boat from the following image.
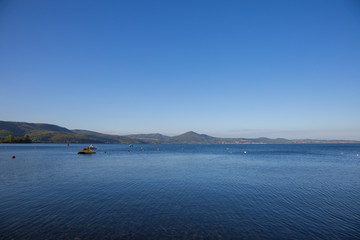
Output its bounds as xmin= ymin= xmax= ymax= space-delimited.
xmin=78 ymin=150 xmax=96 ymax=154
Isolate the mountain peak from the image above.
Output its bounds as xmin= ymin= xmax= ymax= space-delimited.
xmin=183 ymin=131 xmax=199 ymax=135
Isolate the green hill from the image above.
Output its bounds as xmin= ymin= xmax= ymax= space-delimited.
xmin=0 ymin=121 xmax=139 ymax=143
xmin=72 ymin=130 xmax=141 ymax=144
xmin=0 ymin=121 xmax=71 ymax=137
xmin=125 ymin=133 xmax=171 ymax=144
xmin=168 ymin=131 xmax=219 ymax=144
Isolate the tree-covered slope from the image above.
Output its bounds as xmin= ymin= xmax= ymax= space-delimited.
xmin=0 ymin=121 xmax=138 ymax=143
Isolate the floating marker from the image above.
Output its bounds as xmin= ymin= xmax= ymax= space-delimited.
xmin=12 ymin=155 xmax=15 ymax=159
xmin=244 ymin=151 xmax=247 ymax=154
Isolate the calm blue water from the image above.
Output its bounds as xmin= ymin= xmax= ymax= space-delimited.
xmin=0 ymin=144 xmax=359 ymax=239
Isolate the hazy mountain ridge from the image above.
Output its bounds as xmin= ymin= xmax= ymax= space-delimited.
xmin=0 ymin=121 xmax=359 ymax=144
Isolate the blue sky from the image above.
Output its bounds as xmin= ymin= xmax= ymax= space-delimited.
xmin=1 ymin=0 xmax=360 ymax=139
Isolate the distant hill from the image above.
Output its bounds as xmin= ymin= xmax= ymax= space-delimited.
xmin=72 ymin=130 xmax=141 ymax=144
xmin=0 ymin=121 xmax=72 ymax=137
xmin=125 ymin=133 xmax=171 ymax=144
xmin=126 ymin=131 xmax=218 ymax=144
xmin=168 ymin=131 xmax=219 ymax=144
xmin=1 ymin=121 xmax=359 ymax=144
xmin=0 ymin=121 xmax=138 ymax=143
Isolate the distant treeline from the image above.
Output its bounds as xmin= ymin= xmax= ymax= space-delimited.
xmin=0 ymin=134 xmax=32 ymax=143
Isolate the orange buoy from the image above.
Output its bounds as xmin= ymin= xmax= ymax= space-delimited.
xmin=12 ymin=156 xmax=15 ymax=159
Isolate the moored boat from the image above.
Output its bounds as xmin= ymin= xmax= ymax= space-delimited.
xmin=78 ymin=146 xmax=96 ymax=154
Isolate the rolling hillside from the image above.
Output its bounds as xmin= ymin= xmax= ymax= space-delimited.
xmin=0 ymin=121 xmax=138 ymax=143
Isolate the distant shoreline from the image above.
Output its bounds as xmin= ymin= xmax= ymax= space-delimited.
xmin=1 ymin=121 xmax=359 ymax=144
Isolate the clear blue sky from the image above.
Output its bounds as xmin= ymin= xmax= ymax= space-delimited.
xmin=1 ymin=0 xmax=360 ymax=139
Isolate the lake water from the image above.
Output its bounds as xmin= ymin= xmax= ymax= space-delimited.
xmin=0 ymin=144 xmax=359 ymax=239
